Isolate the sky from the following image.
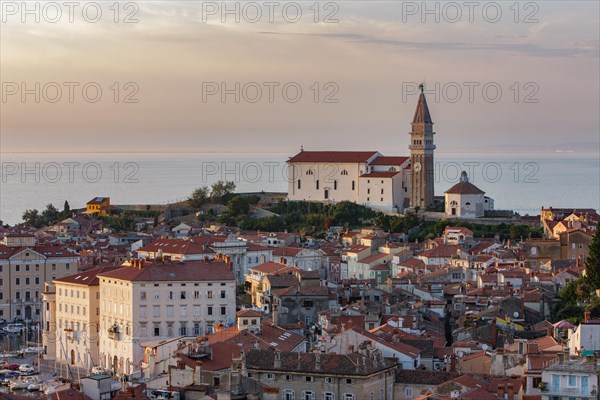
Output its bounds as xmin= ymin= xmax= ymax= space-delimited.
xmin=1 ymin=1 xmax=599 ymax=156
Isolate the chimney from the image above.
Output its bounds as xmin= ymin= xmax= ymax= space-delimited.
xmin=584 ymin=311 xmax=591 ymax=323
xmin=274 ymin=351 xmax=281 ymax=368
xmin=527 ymin=343 xmax=538 ymax=355
xmin=271 ymin=302 xmax=278 ymax=326
xmin=127 ymin=386 xmax=135 ymax=398
xmin=558 ymin=351 xmax=565 ymax=363
xmin=507 ymin=383 xmax=514 ymax=400
xmin=315 ymin=352 xmax=321 ymax=371
xmin=194 ymin=361 xmax=202 ymax=384
xmin=261 ymin=254 xmax=266 ymax=264
xmin=497 ymin=384 xmax=505 ymax=399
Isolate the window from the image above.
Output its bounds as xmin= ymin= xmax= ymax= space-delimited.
xmin=316 ymin=180 xmax=319 ymax=190
xmin=306 ymin=169 xmax=314 ymax=175
xmin=180 ymin=291 xmax=186 ymax=300
xmin=334 ymin=180 xmax=338 ymax=190
xmin=153 ymin=291 xmax=159 ymax=300
xmin=16 ymin=278 xmax=20 ymax=285
xmin=298 ymin=180 xmax=301 ymax=189
xmin=220 ymin=290 xmax=226 ymax=299
xmin=167 ymin=306 xmax=174 ymax=317
xmin=154 ymin=326 xmax=160 ymax=336
xmin=207 ymin=306 xmax=213 ymax=316
xmin=207 ymin=291 xmax=213 ymax=299
xmin=303 ymin=300 xmax=314 ymax=308
xmin=194 ymin=291 xmax=200 ymax=299
xmin=324 ymin=393 xmax=335 ymax=400
xmin=16 ymin=265 xmax=20 ymax=272
xmin=305 ymin=376 xmax=313 ymax=382
xmin=220 ymin=306 xmax=226 ymax=315
xmin=352 ymin=181 xmax=355 ymax=190
xmin=302 ymin=391 xmax=315 ymax=400
xmin=180 ymin=325 xmax=187 ymax=335
xmin=325 ymin=377 xmax=334 ymax=384
xmin=345 ymin=378 xmax=352 ymax=384
xmin=153 ymin=306 xmax=161 ymax=317
xmin=341 ymin=170 xmax=348 ymax=175
xmin=169 ymin=291 xmax=174 ymax=300
xmin=283 ymin=390 xmax=295 ymax=400
xmin=140 ymin=291 xmax=146 ymax=301
xmin=180 ymin=306 xmax=187 ymax=317
xmin=24 ymin=277 xmax=29 ymax=284
xmin=193 ymin=306 xmax=201 ymax=316
xmin=194 ymin=324 xmax=200 ymax=335
xmin=343 ymin=395 xmax=355 ymax=400
xmin=266 ymin=373 xmax=275 ymax=380
xmin=568 ymin=375 xmax=577 ymax=387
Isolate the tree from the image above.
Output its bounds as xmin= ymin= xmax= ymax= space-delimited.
xmin=509 ymin=225 xmax=529 ymax=241
xmin=211 ymin=180 xmax=236 ymax=202
xmin=585 ymin=228 xmax=600 ymax=291
xmin=228 ymin=195 xmax=251 ymax=217
xmin=41 ymin=203 xmax=60 ymax=224
xmin=22 ymin=209 xmax=42 ymax=227
xmin=188 ymin=186 xmax=210 ymax=208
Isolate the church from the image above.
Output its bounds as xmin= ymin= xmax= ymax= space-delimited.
xmin=287 ymin=88 xmax=436 ymax=213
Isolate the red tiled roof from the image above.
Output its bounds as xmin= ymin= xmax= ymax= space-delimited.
xmin=97 ymin=260 xmax=235 ymax=282
xmin=445 ymin=181 xmax=485 ymax=195
xmin=54 ymin=265 xmax=121 ymax=286
xmin=369 ymin=156 xmax=409 ymax=166
xmin=251 ymin=262 xmax=298 ymax=275
xmin=288 ymin=151 xmax=378 ymax=163
xmin=360 ymin=171 xmax=401 ymax=178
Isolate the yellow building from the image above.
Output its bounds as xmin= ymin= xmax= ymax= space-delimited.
xmin=86 ymin=197 xmax=110 ymax=216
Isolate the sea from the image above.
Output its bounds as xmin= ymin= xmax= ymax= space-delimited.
xmin=0 ymin=152 xmax=598 ymax=225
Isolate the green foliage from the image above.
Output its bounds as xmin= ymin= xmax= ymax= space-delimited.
xmin=188 ymin=186 xmax=210 ymax=208
xmin=584 ymin=229 xmax=600 ymax=291
xmin=210 ymin=180 xmax=236 ymax=202
xmin=101 ymin=212 xmax=135 ymax=233
xmin=22 ymin=203 xmax=63 ymax=227
xmin=228 ymin=196 xmax=251 ymax=217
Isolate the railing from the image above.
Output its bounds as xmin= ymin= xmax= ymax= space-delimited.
xmin=545 ymin=387 xmax=591 ymax=397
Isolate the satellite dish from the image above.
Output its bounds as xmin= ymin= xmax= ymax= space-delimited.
xmin=457 ymin=351 xmax=464 ymax=357
xmin=481 ymin=344 xmax=488 ymax=351
xmin=513 ymin=311 xmax=520 ymax=318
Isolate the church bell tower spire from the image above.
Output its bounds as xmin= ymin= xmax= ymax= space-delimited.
xmin=409 ymin=84 xmax=436 ymax=210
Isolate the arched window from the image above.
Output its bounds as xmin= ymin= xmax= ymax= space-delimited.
xmin=465 ymin=202 xmax=471 ymax=206
xmin=297 ymin=180 xmax=301 ymax=189
xmin=450 ymin=201 xmax=458 ymax=206
xmin=352 ymin=181 xmax=355 ymax=190
xmin=334 ymin=180 xmax=338 ymax=190
xmin=306 ymin=169 xmax=314 ymax=175
xmin=389 ymin=167 xmax=396 ymax=172
xmin=341 ymin=170 xmax=348 ymax=176
xmin=316 ymin=180 xmax=319 ymax=190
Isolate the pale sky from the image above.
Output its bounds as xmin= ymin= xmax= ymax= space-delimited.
xmin=1 ymin=1 xmax=599 ymax=155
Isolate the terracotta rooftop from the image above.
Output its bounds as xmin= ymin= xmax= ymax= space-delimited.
xmin=288 ymin=151 xmax=379 ymax=164
xmin=97 ymin=260 xmax=235 ymax=282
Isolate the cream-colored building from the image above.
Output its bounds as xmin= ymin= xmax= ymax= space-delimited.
xmin=96 ymin=259 xmax=236 ymax=376
xmin=445 ymin=171 xmax=493 ymax=218
xmin=42 ymin=266 xmax=120 ymax=370
xmin=0 ymin=234 xmax=79 ymax=322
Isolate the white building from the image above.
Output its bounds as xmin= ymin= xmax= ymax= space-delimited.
xmin=444 ymin=171 xmax=494 ymax=218
xmin=569 ymin=313 xmax=600 ymax=354
xmin=42 ymin=265 xmax=120 ymax=371
xmin=286 ymin=151 xmax=411 ymax=213
xmin=541 ymin=359 xmax=599 ymax=400
xmin=95 ymin=258 xmax=236 ymax=376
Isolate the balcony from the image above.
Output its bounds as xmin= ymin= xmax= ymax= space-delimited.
xmin=107 ymin=324 xmax=119 ymax=340
xmin=544 ymin=386 xmax=596 ymax=398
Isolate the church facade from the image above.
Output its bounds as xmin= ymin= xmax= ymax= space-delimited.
xmin=287 ymin=91 xmax=435 ymax=213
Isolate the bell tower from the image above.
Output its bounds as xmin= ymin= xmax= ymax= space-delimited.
xmin=409 ymin=83 xmax=435 ymax=210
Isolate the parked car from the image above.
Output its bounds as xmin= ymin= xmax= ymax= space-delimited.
xmin=19 ymin=364 xmax=33 ymax=372
xmin=91 ymin=366 xmax=108 ymax=375
xmin=7 ymin=364 xmax=20 ymax=370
